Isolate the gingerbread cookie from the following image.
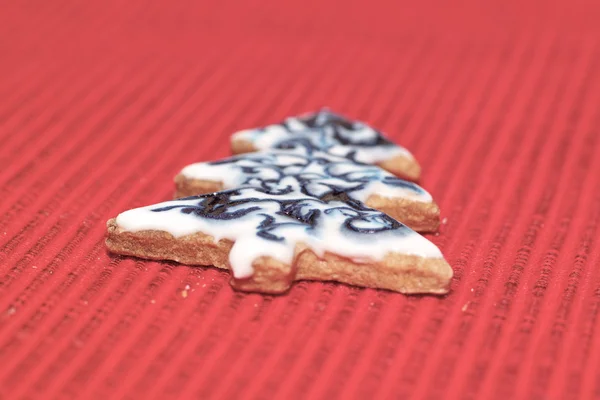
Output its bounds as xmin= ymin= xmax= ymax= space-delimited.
xmin=106 ymin=187 xmax=451 ymax=294
xmin=106 ymin=110 xmax=451 ymax=294
xmin=230 ymin=109 xmax=422 ymax=181
xmin=174 ymin=150 xmax=440 ymax=233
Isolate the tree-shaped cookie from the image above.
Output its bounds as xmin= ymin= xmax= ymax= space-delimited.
xmin=174 ymin=149 xmax=440 ymax=233
xmin=106 ymin=112 xmax=451 ymax=294
xmin=231 ymin=109 xmax=422 ymax=181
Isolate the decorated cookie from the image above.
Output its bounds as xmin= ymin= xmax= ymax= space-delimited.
xmin=106 ymin=186 xmax=451 ymax=294
xmin=106 ymin=110 xmax=451 ymax=294
xmin=230 ymin=109 xmax=422 ymax=181
xmin=174 ymin=149 xmax=440 ymax=233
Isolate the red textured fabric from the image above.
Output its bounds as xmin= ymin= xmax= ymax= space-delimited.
xmin=1 ymin=1 xmax=600 ymax=398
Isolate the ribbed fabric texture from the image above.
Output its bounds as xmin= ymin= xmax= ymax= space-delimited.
xmin=1 ymin=1 xmax=600 ymax=398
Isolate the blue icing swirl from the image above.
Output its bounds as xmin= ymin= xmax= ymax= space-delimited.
xmin=114 ymin=112 xmax=441 ymax=278
xmin=234 ymin=109 xmax=410 ymax=164
xmin=153 ymin=187 xmax=405 ymax=241
xmin=197 ymin=150 xmax=427 ymax=202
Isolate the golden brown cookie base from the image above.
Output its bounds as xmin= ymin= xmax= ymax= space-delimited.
xmin=106 ymin=219 xmax=452 ymax=295
xmin=231 ymin=137 xmax=422 ymax=181
xmin=377 ymin=153 xmax=421 ymax=182
xmin=231 ymin=137 xmax=257 ymax=155
xmin=173 ymin=175 xmax=440 ymax=233
xmin=174 ymin=174 xmax=223 ymax=198
xmin=366 ymin=194 xmax=440 ymax=233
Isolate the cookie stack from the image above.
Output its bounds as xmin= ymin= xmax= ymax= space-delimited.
xmin=106 ymin=110 xmax=452 ymax=294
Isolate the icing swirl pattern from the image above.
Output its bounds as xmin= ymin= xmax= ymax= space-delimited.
xmin=180 ymin=149 xmax=432 ymax=203
xmin=232 ymin=109 xmax=413 ymax=165
xmin=114 ymin=110 xmax=444 ymax=281
xmin=116 ymin=186 xmax=442 ymax=278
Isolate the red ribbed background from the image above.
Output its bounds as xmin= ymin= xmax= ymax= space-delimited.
xmin=1 ymin=1 xmax=600 ymax=398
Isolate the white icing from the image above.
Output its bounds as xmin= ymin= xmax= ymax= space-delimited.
xmin=231 ymin=109 xmax=414 ymax=165
xmin=326 ymin=144 xmax=410 ymax=165
xmin=113 ymin=109 xmax=444 ymax=280
xmin=180 ymin=150 xmax=432 ymax=203
xmin=115 ymin=188 xmax=443 ymax=278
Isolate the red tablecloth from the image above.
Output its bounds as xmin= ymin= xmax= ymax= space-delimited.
xmin=1 ymin=1 xmax=600 ymax=398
